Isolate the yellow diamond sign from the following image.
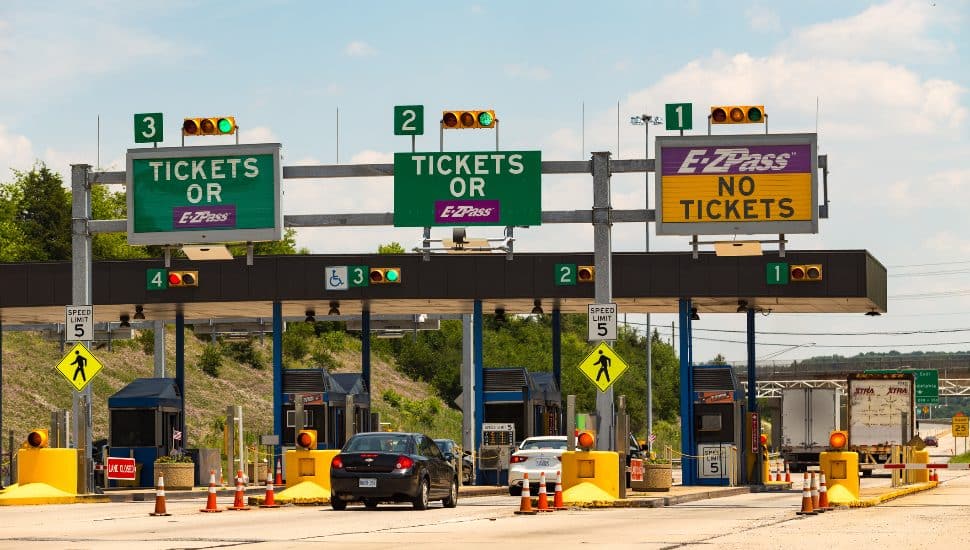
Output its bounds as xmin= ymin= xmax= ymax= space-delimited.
xmin=578 ymin=342 xmax=630 ymax=392
xmin=55 ymin=342 xmax=104 ymax=391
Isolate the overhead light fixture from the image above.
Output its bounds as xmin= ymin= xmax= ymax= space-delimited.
xmin=119 ymin=314 xmax=131 ymax=328
xmin=133 ymin=305 xmax=145 ymax=320
xmin=494 ymin=308 xmax=506 ymax=323
xmin=865 ymin=310 xmax=881 ymax=317
xmin=736 ymin=300 xmax=748 ymax=313
xmin=531 ymin=299 xmax=544 ymax=315
xmin=328 ymin=302 xmax=340 ymax=316
xmin=305 ymin=309 xmax=316 ymax=323
xmin=690 ymin=307 xmax=700 ymax=321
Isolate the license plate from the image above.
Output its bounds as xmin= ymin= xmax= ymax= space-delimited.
xmin=358 ymin=478 xmax=377 ymax=488
xmin=535 ymin=458 xmax=551 ymax=467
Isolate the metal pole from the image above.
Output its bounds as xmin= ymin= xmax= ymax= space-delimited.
xmin=0 ymin=317 xmax=4 ymax=489
xmin=644 ymin=120 xmax=653 ymax=450
xmin=153 ymin=319 xmax=165 ymax=377
xmin=176 ymin=313 xmax=185 ymax=444
xmin=552 ymin=308 xmax=562 ymax=434
xmin=592 ymin=151 xmax=614 ymax=451
xmin=361 ymin=309 xmax=371 ymax=392
xmin=71 ymin=163 xmax=93 ymax=495
xmin=272 ymin=302 xmax=283 ymax=461
xmin=461 ymin=313 xmax=475 ymax=479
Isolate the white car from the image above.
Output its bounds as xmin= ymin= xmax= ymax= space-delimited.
xmin=508 ymin=436 xmax=568 ymax=496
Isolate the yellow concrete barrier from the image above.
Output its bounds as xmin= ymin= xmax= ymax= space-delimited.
xmin=912 ymin=449 xmax=929 ymax=483
xmin=18 ymin=448 xmax=78 ymax=494
xmin=820 ymin=451 xmax=859 ymax=505
xmin=560 ymin=450 xmax=619 ymax=501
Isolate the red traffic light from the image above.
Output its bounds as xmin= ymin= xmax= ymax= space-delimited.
xmin=442 ymin=112 xmax=459 ymax=128
xmin=168 ymin=270 xmax=198 ymax=287
xmin=790 ymin=264 xmax=822 ymax=282
xmin=577 ymin=266 xmax=595 ymax=283
xmin=296 ymin=429 xmax=317 ymax=450
xmin=182 ymin=118 xmax=200 ymax=135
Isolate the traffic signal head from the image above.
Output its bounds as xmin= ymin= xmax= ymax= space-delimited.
xmin=789 ymin=264 xmax=822 ymax=282
xmin=441 ymin=110 xmax=496 ymax=129
xmin=829 ymin=430 xmax=848 ymax=450
xmin=27 ymin=429 xmax=49 ymax=448
xmin=369 ymin=267 xmax=401 ymax=284
xmin=710 ymin=105 xmax=765 ymax=124
xmin=577 ymin=266 xmax=595 ymax=283
xmin=182 ymin=116 xmax=236 ymax=136
xmin=576 ymin=430 xmax=595 ymax=451
xmin=296 ymin=429 xmax=317 ymax=450
xmin=167 ymin=270 xmax=198 ymax=287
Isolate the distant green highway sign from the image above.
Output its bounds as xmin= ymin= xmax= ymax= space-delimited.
xmin=865 ymin=369 xmax=939 ymax=405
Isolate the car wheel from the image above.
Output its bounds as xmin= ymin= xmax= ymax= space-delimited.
xmin=443 ymin=477 xmax=458 ymax=508
xmin=413 ymin=478 xmax=430 ymax=510
xmin=509 ymin=485 xmax=522 ymax=497
xmin=330 ymin=495 xmax=347 ymax=511
xmin=363 ymin=498 xmax=379 ymax=509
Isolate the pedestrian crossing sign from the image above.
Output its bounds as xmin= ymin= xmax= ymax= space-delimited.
xmin=577 ymin=342 xmax=630 ymax=392
xmin=55 ymin=342 xmax=104 ymax=391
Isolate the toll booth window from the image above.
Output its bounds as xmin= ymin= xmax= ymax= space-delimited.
xmin=110 ymin=410 xmax=156 ymax=447
xmin=286 ymin=410 xmax=314 ymax=428
xmin=699 ymin=414 xmax=722 ymax=432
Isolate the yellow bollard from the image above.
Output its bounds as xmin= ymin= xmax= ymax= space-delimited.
xmin=819 ymin=451 xmax=859 ymax=505
xmin=912 ymin=449 xmax=930 ymax=483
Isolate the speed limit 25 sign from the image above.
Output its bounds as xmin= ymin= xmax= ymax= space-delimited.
xmin=65 ymin=305 xmax=94 ymax=341
xmin=588 ymin=303 xmax=617 ymax=341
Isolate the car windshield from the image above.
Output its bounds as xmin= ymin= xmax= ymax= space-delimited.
xmin=519 ymin=439 xmax=567 ymax=450
xmin=434 ymin=440 xmax=454 ymax=453
xmin=344 ymin=434 xmax=411 ymax=453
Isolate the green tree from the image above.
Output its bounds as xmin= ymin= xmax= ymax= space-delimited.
xmin=6 ymin=163 xmax=71 ymax=261
xmin=377 ymin=242 xmax=406 ymax=254
xmin=228 ymin=228 xmax=307 ymax=256
xmin=91 ymin=185 xmax=151 ymax=260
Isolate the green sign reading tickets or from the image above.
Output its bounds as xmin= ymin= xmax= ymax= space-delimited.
xmin=126 ymin=144 xmax=282 ymax=245
xmin=865 ymin=369 xmax=939 ymax=405
xmin=393 ymin=151 xmax=541 ymax=227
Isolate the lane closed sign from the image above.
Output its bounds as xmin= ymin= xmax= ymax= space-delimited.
xmin=106 ymin=456 xmax=137 ymax=480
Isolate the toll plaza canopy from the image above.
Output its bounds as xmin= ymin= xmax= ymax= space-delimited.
xmin=0 ymin=250 xmax=886 ymax=324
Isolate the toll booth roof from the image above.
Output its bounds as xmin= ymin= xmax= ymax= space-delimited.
xmin=484 ymin=367 xmax=560 ymax=403
xmin=693 ymin=366 xmax=741 ymax=401
xmin=281 ymin=368 xmax=370 ymax=406
xmin=107 ymin=378 xmax=182 ymax=409
xmin=529 ymin=372 xmax=562 ymax=402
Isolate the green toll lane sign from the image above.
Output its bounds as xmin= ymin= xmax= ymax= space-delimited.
xmin=126 ymin=144 xmax=282 ymax=245
xmin=393 ymin=151 xmax=541 ymax=227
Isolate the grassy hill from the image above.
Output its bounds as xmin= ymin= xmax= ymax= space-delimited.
xmin=0 ymin=327 xmax=460 ymax=460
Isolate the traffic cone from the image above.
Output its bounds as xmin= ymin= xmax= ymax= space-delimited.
xmin=809 ymin=472 xmax=823 ymax=512
xmin=229 ymin=470 xmax=250 ymax=511
xmin=275 ymin=456 xmax=283 ymax=486
xmin=149 ymin=475 xmax=171 ymax=517
xmin=514 ymin=473 xmax=537 ymax=515
xmin=776 ymin=460 xmax=783 ymax=482
xmin=553 ymin=470 xmax=566 ymax=510
xmin=817 ymin=473 xmax=831 ymax=511
xmin=220 ymin=468 xmax=226 ymax=487
xmin=200 ymin=469 xmax=223 ymax=513
xmin=536 ymin=472 xmax=552 ymax=512
xmin=769 ymin=461 xmax=776 ymax=483
xmin=795 ymin=473 xmax=816 ymax=515
xmin=930 ymin=468 xmax=937 ymax=482
xmin=784 ymin=461 xmax=792 ymax=483
xmin=259 ymin=471 xmax=281 ymax=508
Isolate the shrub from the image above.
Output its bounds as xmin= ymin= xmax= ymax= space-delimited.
xmin=199 ymin=344 xmax=222 ymax=377
xmin=224 ymin=339 xmax=266 ymax=370
xmin=136 ymin=329 xmax=155 ymax=355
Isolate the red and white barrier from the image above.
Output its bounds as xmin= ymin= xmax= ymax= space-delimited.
xmin=881 ymin=463 xmax=969 ymax=470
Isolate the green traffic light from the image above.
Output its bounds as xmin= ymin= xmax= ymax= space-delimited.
xmin=747 ymin=107 xmax=763 ymax=122
xmin=477 ymin=111 xmax=494 ymax=126
xmin=218 ymin=118 xmax=234 ymax=133
xmin=386 ymin=269 xmax=399 ymax=282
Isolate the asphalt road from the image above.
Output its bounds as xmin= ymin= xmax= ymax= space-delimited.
xmin=1 ymin=470 xmax=967 ymax=550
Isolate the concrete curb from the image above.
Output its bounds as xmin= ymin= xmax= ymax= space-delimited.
xmin=563 ymin=487 xmax=751 ymax=508
xmin=849 ymin=480 xmax=938 ymax=508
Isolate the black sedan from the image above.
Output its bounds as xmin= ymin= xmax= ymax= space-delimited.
xmin=330 ymin=432 xmax=458 ymax=510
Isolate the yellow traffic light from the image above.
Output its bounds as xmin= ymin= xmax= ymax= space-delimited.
xmin=710 ymin=105 xmax=765 ymax=124
xmin=829 ymin=430 xmax=848 ymax=450
xmin=790 ymin=264 xmax=822 ymax=282
xmin=369 ymin=267 xmax=401 ymax=284
xmin=182 ymin=116 xmax=236 ymax=136
xmin=577 ymin=430 xmax=595 ymax=451
xmin=27 ymin=429 xmax=49 ymax=448
xmin=296 ymin=429 xmax=317 ymax=450
xmin=168 ymin=270 xmax=198 ymax=287
xmin=441 ymin=110 xmax=496 ymax=129
xmin=577 ymin=266 xmax=595 ymax=283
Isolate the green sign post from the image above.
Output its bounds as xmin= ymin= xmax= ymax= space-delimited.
xmin=126 ymin=144 xmax=282 ymax=245
xmin=665 ymin=103 xmax=692 ymax=131
xmin=865 ymin=369 xmax=939 ymax=405
xmin=134 ymin=113 xmax=163 ymax=144
xmin=394 ymin=105 xmax=424 ymax=136
xmin=393 ymin=151 xmax=541 ymax=227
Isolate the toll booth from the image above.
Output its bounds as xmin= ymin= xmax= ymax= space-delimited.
xmin=106 ymin=378 xmax=183 ymax=488
xmin=483 ymin=367 xmax=563 ymax=443
xmin=691 ymin=366 xmax=744 ymax=486
xmin=282 ymin=368 xmax=371 ymax=450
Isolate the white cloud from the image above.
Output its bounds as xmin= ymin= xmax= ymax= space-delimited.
xmin=345 ymin=41 xmax=377 ymax=57
xmin=0 ymin=125 xmax=35 ymax=180
xmin=746 ymin=6 xmax=782 ymax=33
xmin=504 ymin=63 xmax=552 ymax=81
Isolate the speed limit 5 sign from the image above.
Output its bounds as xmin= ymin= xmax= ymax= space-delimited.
xmin=588 ymin=303 xmax=617 ymax=341
xmin=65 ymin=305 xmax=94 ymax=342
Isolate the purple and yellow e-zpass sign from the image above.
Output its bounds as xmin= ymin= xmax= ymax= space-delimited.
xmin=655 ymin=133 xmax=817 ymax=236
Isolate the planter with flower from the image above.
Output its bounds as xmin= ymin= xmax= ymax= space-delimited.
xmin=632 ymin=451 xmax=672 ymax=492
xmin=154 ymin=451 xmax=195 ymax=490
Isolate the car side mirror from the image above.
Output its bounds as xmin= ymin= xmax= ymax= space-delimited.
xmin=444 ymin=452 xmax=455 ymax=461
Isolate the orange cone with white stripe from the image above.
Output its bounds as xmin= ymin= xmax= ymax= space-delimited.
xmin=553 ymin=470 xmax=566 ymax=510
xmin=770 ymin=461 xmax=777 ymax=482
xmin=795 ymin=473 xmax=816 ymax=515
xmin=776 ymin=460 xmax=783 ymax=482
xmin=514 ymin=473 xmax=537 ymax=515
xmin=260 ymin=471 xmax=281 ymax=508
xmin=809 ymin=472 xmax=823 ymax=512
xmin=536 ymin=472 xmax=552 ymax=512
xmin=784 ymin=461 xmax=792 ymax=483
xmin=817 ymin=473 xmax=831 ymax=511
xmin=229 ymin=470 xmax=250 ymax=511
xmin=275 ymin=456 xmax=283 ymax=486
xmin=200 ymin=469 xmax=223 ymax=512
xmin=149 ymin=475 xmax=171 ymax=516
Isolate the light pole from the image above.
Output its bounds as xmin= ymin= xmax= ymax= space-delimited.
xmin=630 ymin=114 xmax=662 ymax=449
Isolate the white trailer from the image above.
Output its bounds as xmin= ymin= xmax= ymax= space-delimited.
xmin=847 ymin=373 xmax=915 ymax=473
xmin=780 ymin=388 xmax=839 ymax=471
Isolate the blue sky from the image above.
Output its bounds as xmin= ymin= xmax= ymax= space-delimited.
xmin=1 ymin=0 xmax=968 ymax=363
